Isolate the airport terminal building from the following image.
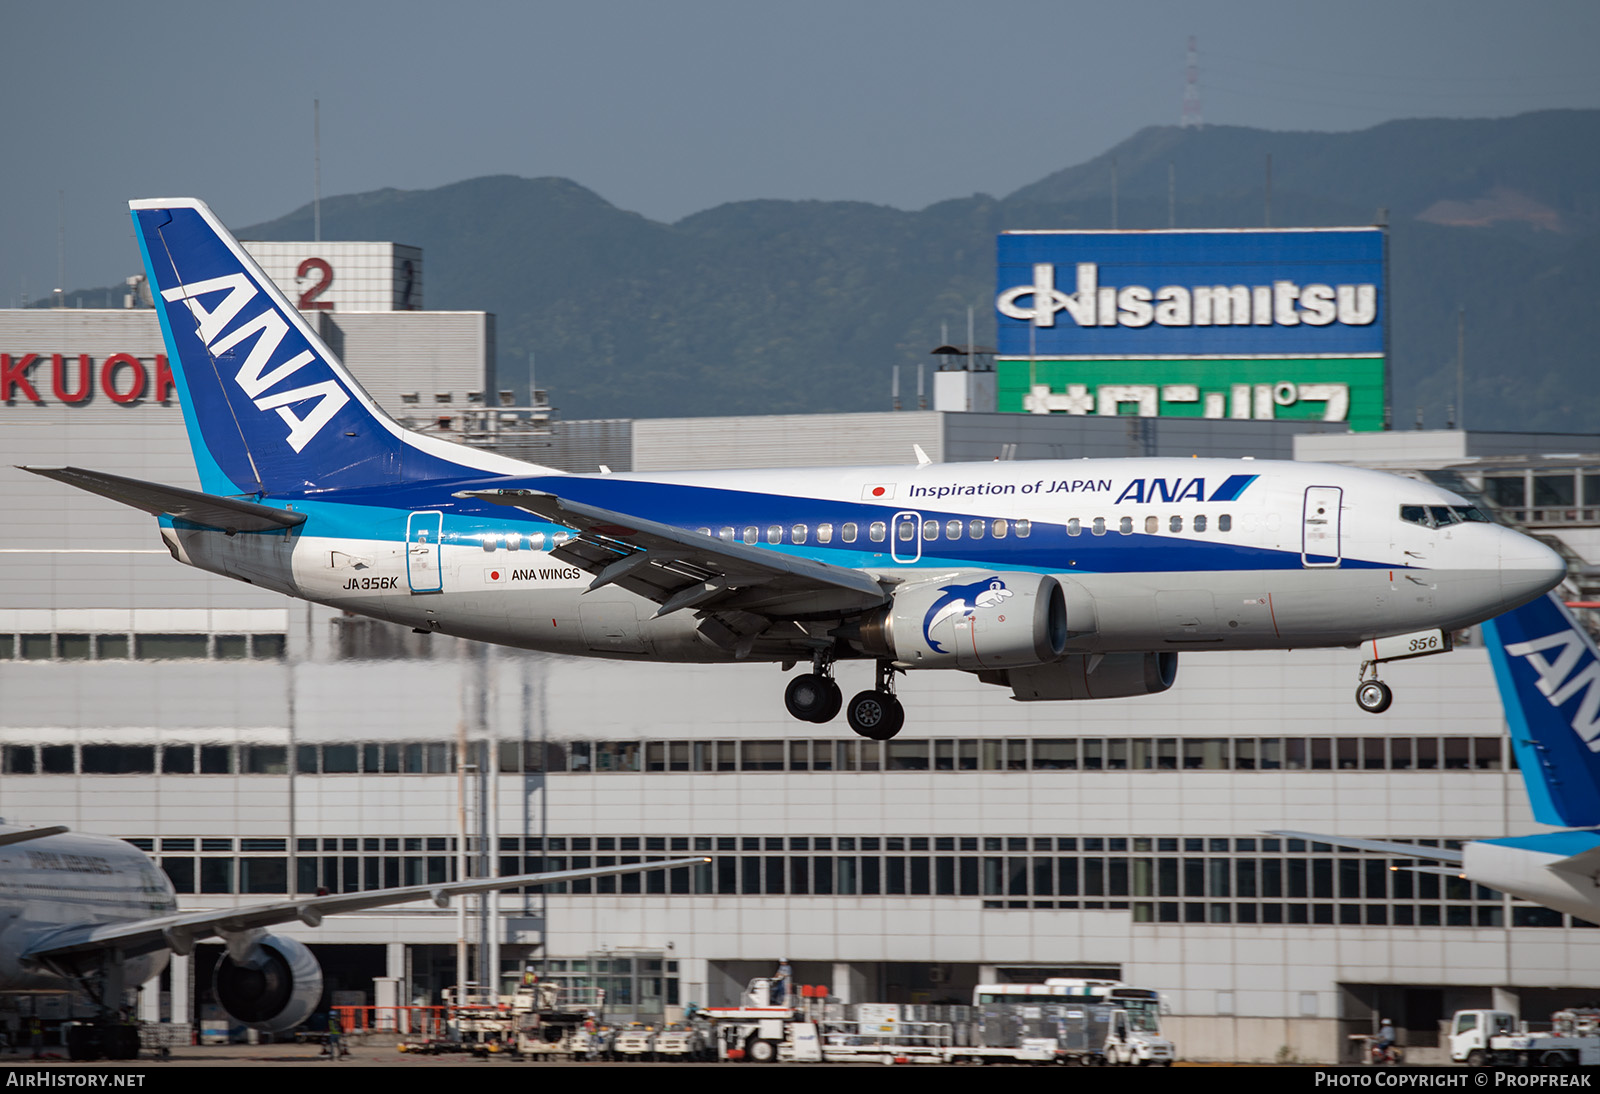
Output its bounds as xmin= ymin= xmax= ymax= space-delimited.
xmin=3 ymin=243 xmax=1599 ymax=1063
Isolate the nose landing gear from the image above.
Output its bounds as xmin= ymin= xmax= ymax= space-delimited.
xmin=1355 ymin=665 xmax=1394 ymax=714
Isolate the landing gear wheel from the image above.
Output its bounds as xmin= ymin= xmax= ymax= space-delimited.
xmin=847 ymin=691 xmax=905 ymax=740
xmin=1356 ymin=679 xmax=1393 ymax=714
xmin=785 ymin=673 xmax=842 ymax=723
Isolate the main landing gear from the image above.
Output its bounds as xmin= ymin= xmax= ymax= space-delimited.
xmin=783 ymin=657 xmax=905 ymax=740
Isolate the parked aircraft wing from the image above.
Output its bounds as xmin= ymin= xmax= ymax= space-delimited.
xmin=467 ymin=488 xmax=890 ymax=620
xmin=24 ymin=857 xmax=707 ymax=962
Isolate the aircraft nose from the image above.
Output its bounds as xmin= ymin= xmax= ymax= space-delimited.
xmin=1499 ymin=531 xmax=1566 ymax=611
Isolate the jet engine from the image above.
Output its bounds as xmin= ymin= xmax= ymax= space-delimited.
xmin=212 ymin=933 xmax=324 ymax=1033
xmin=853 ymin=571 xmax=1068 ymax=670
xmin=983 ymin=651 xmax=1179 ymax=701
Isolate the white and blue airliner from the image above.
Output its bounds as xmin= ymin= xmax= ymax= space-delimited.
xmin=25 ymin=198 xmax=1567 ymax=738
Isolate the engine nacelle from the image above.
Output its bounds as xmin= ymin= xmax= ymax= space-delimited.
xmin=855 ymin=571 xmax=1068 ymax=670
xmin=985 ymin=651 xmax=1179 ymax=701
xmin=212 ymin=933 xmax=324 ymax=1034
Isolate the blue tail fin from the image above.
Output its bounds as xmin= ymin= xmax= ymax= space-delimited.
xmin=1482 ymin=592 xmax=1600 ymax=827
xmin=130 ymin=198 xmax=543 ymax=495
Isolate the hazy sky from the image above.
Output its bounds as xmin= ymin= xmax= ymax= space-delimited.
xmin=5 ymin=0 xmax=1597 ymax=303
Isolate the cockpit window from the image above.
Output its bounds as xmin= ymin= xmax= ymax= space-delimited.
xmin=1401 ymin=504 xmax=1490 ymax=528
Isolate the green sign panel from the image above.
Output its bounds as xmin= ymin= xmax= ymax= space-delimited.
xmin=997 ymin=358 xmax=1386 ymax=432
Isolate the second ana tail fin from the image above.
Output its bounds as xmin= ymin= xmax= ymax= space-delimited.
xmin=1483 ymin=592 xmax=1600 ymax=827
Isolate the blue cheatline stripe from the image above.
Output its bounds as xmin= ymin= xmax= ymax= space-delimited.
xmin=1481 ymin=831 xmax=1600 ymax=857
xmin=195 ymin=479 xmax=1408 ymax=577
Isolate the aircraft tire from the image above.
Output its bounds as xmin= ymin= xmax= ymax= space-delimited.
xmin=846 ymin=691 xmax=904 ymax=740
xmin=786 ymin=674 xmax=842 ymax=723
xmin=1355 ymin=680 xmax=1393 ymax=714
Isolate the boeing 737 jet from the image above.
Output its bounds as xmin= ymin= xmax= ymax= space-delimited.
xmin=24 ymin=199 xmax=1567 ymax=738
xmin=1278 ymin=591 xmax=1600 ymax=922
xmin=0 ymin=831 xmax=700 ymax=1059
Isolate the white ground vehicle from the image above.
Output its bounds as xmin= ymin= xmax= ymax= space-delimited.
xmin=700 ymin=977 xmax=807 ymax=1062
xmin=1452 ymin=1008 xmax=1600 ymax=1067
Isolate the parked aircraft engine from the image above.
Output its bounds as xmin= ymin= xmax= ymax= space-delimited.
xmin=981 ymin=652 xmax=1179 ymax=701
xmin=855 ymin=571 xmax=1068 ymax=670
xmin=212 ymin=933 xmax=324 ymax=1033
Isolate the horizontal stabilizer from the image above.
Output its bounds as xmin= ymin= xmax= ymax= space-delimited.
xmin=1266 ymin=830 xmax=1465 ymax=865
xmin=20 ymin=466 xmax=305 ymax=533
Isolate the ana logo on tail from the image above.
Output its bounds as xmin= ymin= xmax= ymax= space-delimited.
xmin=161 ymin=274 xmax=350 ymax=452
xmin=1506 ymin=624 xmax=1600 ymax=752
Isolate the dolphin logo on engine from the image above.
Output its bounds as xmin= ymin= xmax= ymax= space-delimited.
xmin=922 ymin=577 xmax=1013 ymax=653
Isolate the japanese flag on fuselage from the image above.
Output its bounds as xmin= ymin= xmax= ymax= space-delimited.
xmin=861 ymin=483 xmax=896 ymax=501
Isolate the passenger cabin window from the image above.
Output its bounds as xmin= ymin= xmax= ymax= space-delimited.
xmin=817 ymin=523 xmax=833 ymax=544
xmin=1067 ymin=519 xmax=1080 ymax=537
xmin=743 ymin=527 xmax=759 ymax=544
xmin=791 ymin=524 xmax=808 ymax=545
xmin=530 ymin=532 xmax=547 ymax=549
xmin=1092 ymin=517 xmax=1106 ymax=536
xmin=968 ymin=519 xmax=986 ymax=539
xmin=946 ymin=519 xmax=962 ymax=540
xmin=898 ymin=522 xmax=914 ymax=542
xmin=718 ymin=527 xmax=735 ymax=542
xmin=922 ymin=520 xmax=938 ymax=541
xmin=1194 ymin=515 xmax=1207 ymax=532
xmin=993 ymin=518 xmax=1009 ymax=539
xmin=1218 ymin=514 xmax=1232 ymax=532
xmin=767 ymin=525 xmax=782 ymax=545
xmin=844 ymin=522 xmax=860 ymax=543
xmin=1119 ymin=517 xmax=1133 ymax=535
xmin=1170 ymin=516 xmax=1183 ymax=533
xmin=1145 ymin=516 xmax=1158 ymax=533
xmin=1016 ymin=519 xmax=1031 ymax=538
xmin=696 ymin=527 xmax=711 ymax=537
xmin=868 ymin=522 xmax=885 ymax=543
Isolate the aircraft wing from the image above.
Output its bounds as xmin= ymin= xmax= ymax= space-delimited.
xmin=467 ymin=488 xmax=890 ymax=627
xmin=1266 ymin=831 xmax=1465 ymax=865
xmin=24 ymin=857 xmax=706 ymax=962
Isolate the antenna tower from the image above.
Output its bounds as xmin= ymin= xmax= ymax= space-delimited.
xmin=1181 ymin=36 xmax=1202 ymax=128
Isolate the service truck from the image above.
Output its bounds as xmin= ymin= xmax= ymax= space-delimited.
xmin=1452 ymin=1008 xmax=1600 ymax=1067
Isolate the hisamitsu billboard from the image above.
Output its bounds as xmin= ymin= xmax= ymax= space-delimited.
xmin=994 ymin=227 xmax=1387 ymax=430
xmin=996 ymin=228 xmax=1384 ymax=358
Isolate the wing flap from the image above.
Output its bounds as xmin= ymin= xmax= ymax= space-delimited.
xmin=22 ymin=466 xmax=306 ymax=533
